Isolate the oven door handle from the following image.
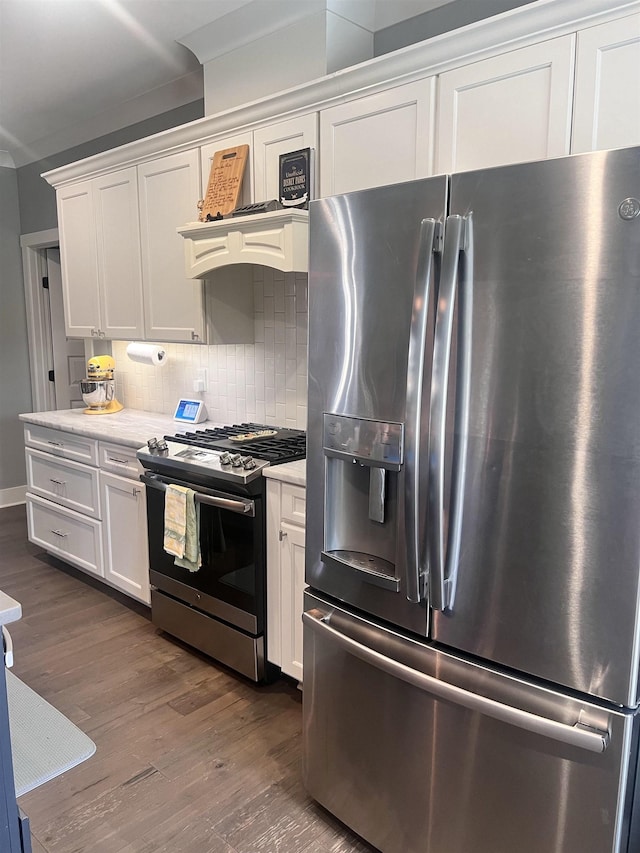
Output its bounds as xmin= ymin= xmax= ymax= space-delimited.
xmin=141 ymin=472 xmax=256 ymax=517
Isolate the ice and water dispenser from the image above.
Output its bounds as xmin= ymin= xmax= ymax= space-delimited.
xmin=321 ymin=413 xmax=403 ymax=593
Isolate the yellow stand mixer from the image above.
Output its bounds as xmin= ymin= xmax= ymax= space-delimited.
xmin=80 ymin=355 xmax=124 ymax=415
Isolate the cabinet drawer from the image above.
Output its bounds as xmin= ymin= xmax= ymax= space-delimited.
xmin=26 ymin=448 xmax=100 ymax=518
xmin=24 ymin=424 xmax=99 ymax=466
xmin=99 ymin=441 xmax=143 ymax=480
xmin=281 ymin=483 xmax=306 ymax=527
xmin=26 ymin=494 xmax=104 ymax=578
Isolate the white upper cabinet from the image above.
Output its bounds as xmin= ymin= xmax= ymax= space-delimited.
xmin=200 ymin=131 xmax=254 ymax=209
xmin=436 ymin=35 xmax=576 ymax=174
xmin=138 ymin=149 xmax=206 ymax=343
xmin=320 ymin=79 xmax=435 ymax=196
xmin=93 ymin=168 xmax=144 ymax=339
xmin=57 ymin=169 xmax=143 ymax=339
xmin=572 ymin=13 xmax=640 ymax=154
xmin=57 ymin=181 xmax=101 ymax=338
xmin=253 ymin=113 xmax=318 ymax=203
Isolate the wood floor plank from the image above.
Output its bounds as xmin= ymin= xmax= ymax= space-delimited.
xmin=0 ymin=505 xmax=375 ymax=853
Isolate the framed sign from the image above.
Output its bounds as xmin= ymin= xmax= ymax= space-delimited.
xmin=279 ymin=148 xmax=314 ymax=209
xmin=200 ymin=145 xmax=249 ymax=220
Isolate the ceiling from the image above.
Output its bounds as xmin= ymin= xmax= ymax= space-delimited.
xmin=0 ymin=0 xmax=452 ymax=168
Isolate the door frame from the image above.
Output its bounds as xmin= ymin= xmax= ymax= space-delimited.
xmin=20 ymin=228 xmax=59 ymax=412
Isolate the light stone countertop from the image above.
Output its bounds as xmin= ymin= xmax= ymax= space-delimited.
xmin=0 ymin=591 xmax=22 ymax=627
xmin=19 ymin=408 xmax=202 ymax=450
xmin=19 ymin=409 xmax=307 ymax=486
xmin=262 ymin=459 xmax=306 ymax=487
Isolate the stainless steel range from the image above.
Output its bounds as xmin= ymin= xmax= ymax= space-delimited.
xmin=137 ymin=423 xmax=305 ymax=682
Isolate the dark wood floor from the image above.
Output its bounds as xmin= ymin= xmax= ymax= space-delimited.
xmin=0 ymin=505 xmax=375 ymax=853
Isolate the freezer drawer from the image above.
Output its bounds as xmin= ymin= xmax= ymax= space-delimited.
xmin=303 ymin=591 xmax=639 ymax=853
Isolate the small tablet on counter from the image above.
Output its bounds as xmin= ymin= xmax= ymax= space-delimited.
xmin=173 ymin=398 xmax=207 ymax=424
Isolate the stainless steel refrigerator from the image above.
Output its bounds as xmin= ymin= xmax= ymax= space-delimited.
xmin=304 ymin=146 xmax=640 ymax=853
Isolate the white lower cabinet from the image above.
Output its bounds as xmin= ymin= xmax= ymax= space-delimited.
xmin=100 ymin=471 xmax=150 ymax=604
xmin=279 ymin=522 xmax=306 ymax=683
xmin=24 ymin=426 xmax=150 ymax=605
xmin=266 ymin=479 xmax=306 ymax=683
xmin=27 ymin=493 xmax=104 ymax=578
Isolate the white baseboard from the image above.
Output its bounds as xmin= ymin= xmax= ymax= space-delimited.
xmin=0 ymin=486 xmax=27 ymax=508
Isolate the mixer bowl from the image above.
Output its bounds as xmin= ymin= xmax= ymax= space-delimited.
xmin=80 ymin=379 xmax=115 ymax=409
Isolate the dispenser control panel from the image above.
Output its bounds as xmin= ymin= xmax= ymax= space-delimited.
xmin=323 ymin=414 xmax=403 ymax=470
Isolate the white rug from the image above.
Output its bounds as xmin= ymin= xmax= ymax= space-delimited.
xmin=6 ymin=670 xmax=96 ymax=796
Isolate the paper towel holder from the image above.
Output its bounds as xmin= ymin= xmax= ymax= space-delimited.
xmin=126 ymin=342 xmax=167 ymax=366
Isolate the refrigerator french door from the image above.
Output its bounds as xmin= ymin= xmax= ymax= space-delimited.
xmin=304 ymin=146 xmax=640 ymax=853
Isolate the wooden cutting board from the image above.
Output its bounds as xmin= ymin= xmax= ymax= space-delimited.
xmin=200 ymin=144 xmax=249 ymax=219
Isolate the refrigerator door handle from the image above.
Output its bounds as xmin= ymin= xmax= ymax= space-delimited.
xmin=304 ymin=609 xmax=610 ymax=754
xmin=404 ymin=217 xmax=440 ymax=603
xmin=428 ymin=214 xmax=467 ymax=611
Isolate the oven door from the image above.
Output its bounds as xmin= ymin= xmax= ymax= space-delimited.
xmin=142 ymin=471 xmax=264 ymax=636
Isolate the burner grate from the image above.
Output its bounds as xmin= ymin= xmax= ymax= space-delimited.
xmin=165 ymin=423 xmax=306 ymax=465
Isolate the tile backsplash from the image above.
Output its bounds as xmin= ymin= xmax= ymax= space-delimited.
xmin=112 ymin=267 xmax=308 ymax=429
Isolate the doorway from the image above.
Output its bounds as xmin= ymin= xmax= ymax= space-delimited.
xmin=21 ymin=229 xmax=87 ymax=412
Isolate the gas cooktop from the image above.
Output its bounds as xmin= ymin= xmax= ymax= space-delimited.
xmin=136 ymin=423 xmax=306 ymax=485
xmin=168 ymin=423 xmax=306 ymax=464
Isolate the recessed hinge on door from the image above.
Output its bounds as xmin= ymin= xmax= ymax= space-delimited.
xmin=42 ymin=276 xmax=49 ymax=289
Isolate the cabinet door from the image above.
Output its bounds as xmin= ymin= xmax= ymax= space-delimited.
xmin=266 ymin=480 xmax=282 ymax=668
xmin=280 ymin=521 xmax=306 ymax=683
xmin=253 ymin=114 xmax=318 ymax=203
xmin=572 ymin=14 xmax=640 ymax=154
xmin=436 ymin=35 xmax=575 ymax=174
xmin=93 ymin=168 xmax=144 ymax=339
xmin=320 ymin=79 xmax=435 ymax=196
xmin=57 ymin=181 xmax=101 ymax=338
xmin=200 ymin=131 xmax=253 ymax=208
xmin=138 ymin=150 xmax=206 ymax=343
xmin=100 ymin=471 xmax=150 ymax=604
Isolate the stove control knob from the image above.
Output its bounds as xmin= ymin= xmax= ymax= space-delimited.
xmin=219 ymin=452 xmax=232 ymax=465
xmin=147 ymin=438 xmax=158 ymax=452
xmin=242 ymin=456 xmax=256 ymax=470
xmin=156 ymin=440 xmax=168 ymax=454
xmin=231 ymin=454 xmax=243 ymax=467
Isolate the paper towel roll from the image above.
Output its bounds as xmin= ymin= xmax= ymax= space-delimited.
xmin=125 ymin=342 xmax=167 ymax=367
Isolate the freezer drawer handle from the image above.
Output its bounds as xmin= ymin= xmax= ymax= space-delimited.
xmin=303 ymin=609 xmax=610 ymax=754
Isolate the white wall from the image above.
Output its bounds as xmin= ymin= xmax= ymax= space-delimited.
xmin=113 ymin=266 xmax=308 ymax=429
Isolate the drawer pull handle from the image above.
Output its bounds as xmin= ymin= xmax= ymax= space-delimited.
xmin=107 ymin=456 xmax=128 ymax=465
xmin=50 ymin=529 xmax=68 ymax=538
xmin=47 ymin=440 xmax=63 ymax=447
xmin=49 ymin=478 xmax=66 ymax=486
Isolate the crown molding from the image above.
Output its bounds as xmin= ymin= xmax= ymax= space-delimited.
xmin=42 ymin=0 xmax=640 ymax=188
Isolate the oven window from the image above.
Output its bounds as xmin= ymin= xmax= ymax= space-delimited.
xmin=146 ymin=487 xmax=263 ymax=621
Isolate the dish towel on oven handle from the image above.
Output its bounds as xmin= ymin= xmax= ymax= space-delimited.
xmin=163 ymin=484 xmax=202 ymax=572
